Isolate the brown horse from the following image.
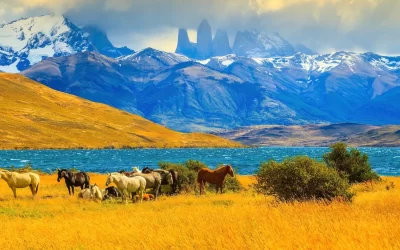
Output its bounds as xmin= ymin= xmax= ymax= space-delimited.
xmin=197 ymin=165 xmax=234 ymax=195
xmin=57 ymin=168 xmax=90 ymax=195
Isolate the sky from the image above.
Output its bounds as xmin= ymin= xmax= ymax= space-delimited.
xmin=1 ymin=0 xmax=400 ymax=55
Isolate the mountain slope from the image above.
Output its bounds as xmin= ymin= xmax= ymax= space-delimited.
xmin=0 ymin=73 xmax=241 ymax=149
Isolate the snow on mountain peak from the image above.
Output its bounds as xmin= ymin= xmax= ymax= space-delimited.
xmin=0 ymin=14 xmax=92 ymax=72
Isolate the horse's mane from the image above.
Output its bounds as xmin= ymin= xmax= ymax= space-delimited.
xmin=214 ymin=165 xmax=231 ymax=173
xmin=59 ymin=169 xmax=69 ymax=172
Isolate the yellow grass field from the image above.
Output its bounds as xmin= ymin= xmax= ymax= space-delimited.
xmin=0 ymin=174 xmax=399 ymax=250
xmin=0 ymin=73 xmax=241 ymax=149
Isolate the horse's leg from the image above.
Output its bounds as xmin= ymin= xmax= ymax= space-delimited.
xmin=11 ymin=187 xmax=17 ymax=198
xmin=67 ymin=185 xmax=71 ymax=195
xmin=71 ymin=186 xmax=75 ymax=196
xmin=139 ymin=188 xmax=144 ymax=203
xmin=29 ymin=184 xmax=35 ymax=197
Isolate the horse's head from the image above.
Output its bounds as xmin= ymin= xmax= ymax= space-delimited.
xmin=56 ymin=168 xmax=66 ymax=182
xmin=225 ymin=165 xmax=234 ymax=177
xmin=105 ymin=174 xmax=113 ymax=186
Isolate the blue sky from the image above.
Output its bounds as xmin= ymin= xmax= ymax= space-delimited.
xmin=1 ymin=0 xmax=399 ymax=55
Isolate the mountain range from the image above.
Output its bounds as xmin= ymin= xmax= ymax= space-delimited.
xmin=2 ymin=14 xmax=400 ymax=132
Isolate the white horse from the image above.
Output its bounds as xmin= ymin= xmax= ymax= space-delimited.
xmin=0 ymin=170 xmax=40 ymax=198
xmin=78 ymin=188 xmax=91 ymax=199
xmin=90 ymin=184 xmax=102 ymax=201
xmin=105 ymin=173 xmax=146 ymax=203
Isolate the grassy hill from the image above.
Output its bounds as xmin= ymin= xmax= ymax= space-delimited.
xmin=215 ymin=123 xmax=400 ymax=147
xmin=0 ymin=73 xmax=241 ymax=149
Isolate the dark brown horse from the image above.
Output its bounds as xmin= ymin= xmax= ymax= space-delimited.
xmin=102 ymin=186 xmax=121 ymax=201
xmin=56 ymin=168 xmax=90 ymax=195
xmin=197 ymin=164 xmax=234 ymax=195
xmin=142 ymin=167 xmax=179 ymax=194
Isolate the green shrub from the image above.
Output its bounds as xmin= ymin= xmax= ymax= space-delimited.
xmin=323 ymin=143 xmax=380 ymax=184
xmin=255 ymin=156 xmax=353 ymax=202
xmin=159 ymin=161 xmax=198 ymax=194
xmin=184 ymin=160 xmax=207 ymax=172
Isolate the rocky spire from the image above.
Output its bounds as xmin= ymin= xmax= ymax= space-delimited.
xmin=175 ymin=28 xmax=196 ymax=58
xmin=195 ymin=19 xmax=213 ymax=59
xmin=212 ymin=29 xmax=231 ymax=56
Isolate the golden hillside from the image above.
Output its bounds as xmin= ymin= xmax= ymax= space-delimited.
xmin=0 ymin=73 xmax=241 ymax=149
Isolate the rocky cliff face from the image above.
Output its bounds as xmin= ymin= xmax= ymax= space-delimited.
xmin=175 ymin=28 xmax=196 ymax=58
xmin=195 ymin=19 xmax=213 ymax=59
xmin=212 ymin=29 xmax=232 ymax=56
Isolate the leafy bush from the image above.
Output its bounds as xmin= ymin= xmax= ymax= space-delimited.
xmin=323 ymin=143 xmax=380 ymax=184
xmin=255 ymin=156 xmax=353 ymax=202
xmin=159 ymin=161 xmax=198 ymax=193
xmin=184 ymin=160 xmax=207 ymax=172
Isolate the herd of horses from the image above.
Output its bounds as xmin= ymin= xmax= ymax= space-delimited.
xmin=0 ymin=164 xmax=235 ymax=203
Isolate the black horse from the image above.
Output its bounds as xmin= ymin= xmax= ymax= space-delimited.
xmin=142 ymin=167 xmax=179 ymax=194
xmin=56 ymin=168 xmax=90 ymax=195
xmin=102 ymin=186 xmax=121 ymax=201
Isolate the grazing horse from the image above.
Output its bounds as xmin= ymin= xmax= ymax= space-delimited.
xmin=197 ymin=165 xmax=234 ymax=195
xmin=102 ymin=186 xmax=121 ymax=201
xmin=130 ymin=171 xmax=162 ymax=200
xmin=105 ymin=173 xmax=146 ymax=204
xmin=0 ymin=170 xmax=40 ymax=198
xmin=142 ymin=167 xmax=178 ymax=194
xmin=56 ymin=168 xmax=90 ymax=195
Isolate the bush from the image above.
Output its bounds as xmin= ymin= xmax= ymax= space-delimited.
xmin=323 ymin=143 xmax=380 ymax=184
xmin=255 ymin=156 xmax=353 ymax=202
xmin=184 ymin=160 xmax=207 ymax=172
xmin=159 ymin=161 xmax=198 ymax=194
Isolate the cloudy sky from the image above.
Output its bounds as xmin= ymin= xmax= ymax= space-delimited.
xmin=1 ymin=0 xmax=400 ymax=55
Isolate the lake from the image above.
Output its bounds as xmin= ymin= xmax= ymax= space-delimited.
xmin=0 ymin=147 xmax=400 ymax=175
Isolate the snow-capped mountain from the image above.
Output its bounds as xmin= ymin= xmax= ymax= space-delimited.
xmin=0 ymin=14 xmax=93 ymax=72
xmin=22 ymin=48 xmax=400 ymax=131
xmin=0 ymin=14 xmax=134 ymax=72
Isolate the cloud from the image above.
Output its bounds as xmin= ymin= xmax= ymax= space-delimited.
xmin=0 ymin=0 xmax=399 ymax=54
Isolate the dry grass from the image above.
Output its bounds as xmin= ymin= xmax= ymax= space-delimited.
xmin=0 ymin=73 xmax=241 ymax=149
xmin=0 ymin=174 xmax=399 ymax=250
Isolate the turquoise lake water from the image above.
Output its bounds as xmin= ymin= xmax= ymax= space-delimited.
xmin=0 ymin=147 xmax=399 ymax=175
